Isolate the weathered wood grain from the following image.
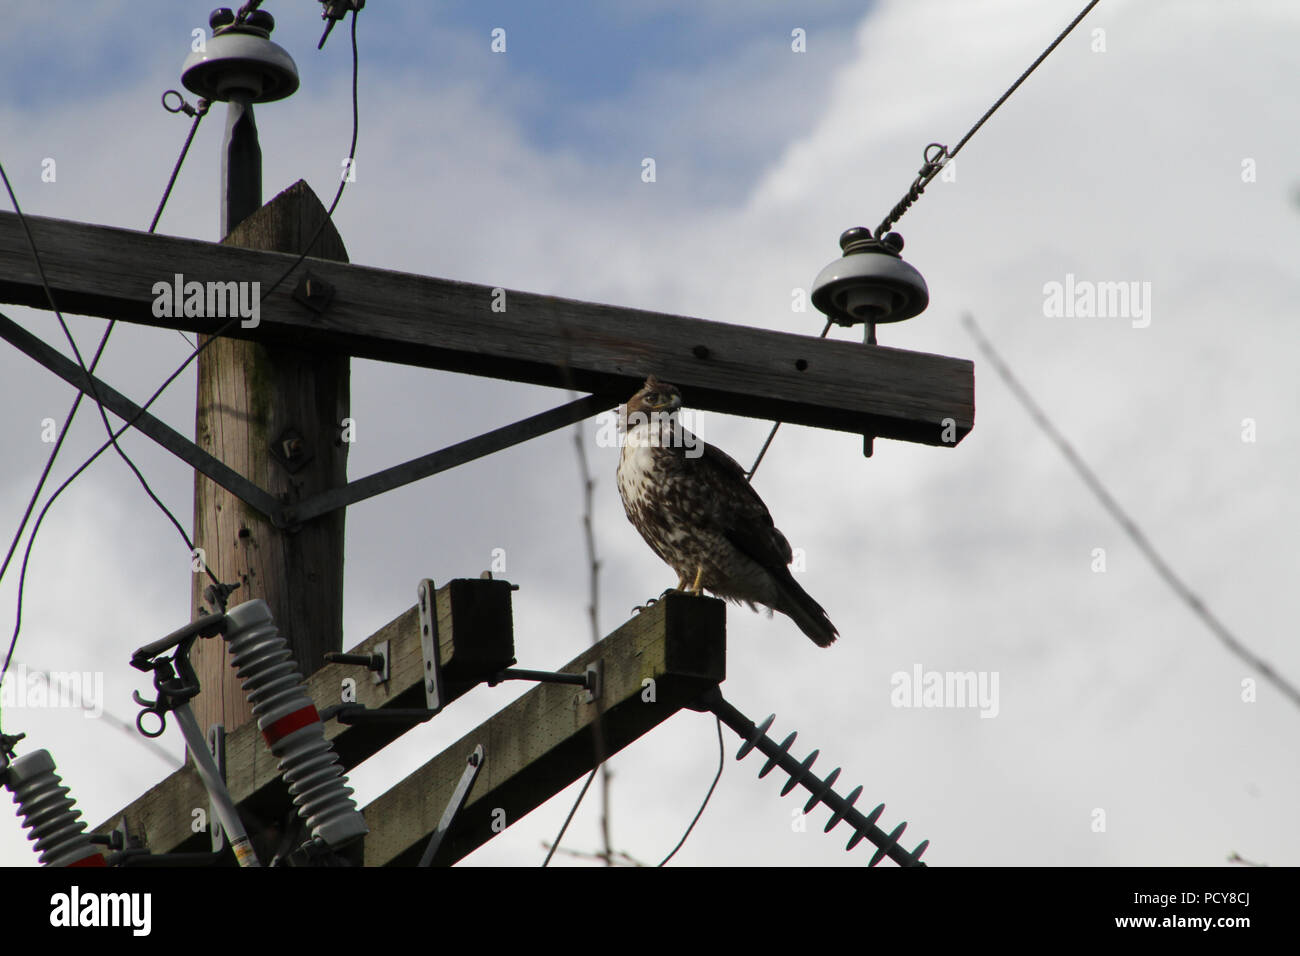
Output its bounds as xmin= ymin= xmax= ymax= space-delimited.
xmin=0 ymin=210 xmax=973 ymax=444
xmin=363 ymin=591 xmax=726 ymax=866
xmin=190 ymin=181 xmax=351 ymax=734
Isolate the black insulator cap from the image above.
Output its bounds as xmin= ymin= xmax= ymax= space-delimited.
xmin=246 ymin=10 xmax=276 ymax=33
xmin=882 ymin=232 xmax=904 ymax=252
xmin=209 ymin=8 xmax=236 ymax=30
xmin=838 ymin=226 xmax=872 ymax=252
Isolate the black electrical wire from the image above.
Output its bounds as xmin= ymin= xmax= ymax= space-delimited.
xmin=658 ymin=714 xmax=724 ymax=867
xmin=0 ymin=99 xmax=218 ymax=709
xmin=750 ymin=0 xmax=1102 ymax=481
xmin=0 ymin=9 xmax=362 ymax=719
xmin=875 ymin=0 xmax=1102 ymax=238
xmin=541 ymin=767 xmax=598 ymax=866
xmin=0 ymin=95 xmax=211 ymax=601
xmin=0 ymin=160 xmax=202 ymax=581
xmin=155 ymin=91 xmax=212 ymax=349
xmin=747 ymin=319 xmax=831 ymax=482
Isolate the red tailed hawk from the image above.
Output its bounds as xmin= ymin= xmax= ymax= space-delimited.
xmin=616 ymin=376 xmax=838 ymax=647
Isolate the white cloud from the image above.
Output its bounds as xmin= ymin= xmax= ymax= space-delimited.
xmin=1 ymin=0 xmax=1296 ymax=867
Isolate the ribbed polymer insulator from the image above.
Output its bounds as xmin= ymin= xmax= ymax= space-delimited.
xmin=727 ymin=705 xmax=928 ymax=866
xmin=224 ymin=600 xmax=368 ymax=848
xmin=5 ymin=750 xmax=105 ymax=867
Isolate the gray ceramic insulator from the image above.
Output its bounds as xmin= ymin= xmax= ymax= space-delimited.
xmin=5 ymin=750 xmax=104 ymax=867
xmin=224 ymin=600 xmax=368 ymax=848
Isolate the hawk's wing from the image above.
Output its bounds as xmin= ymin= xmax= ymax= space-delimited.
xmin=691 ymin=440 xmax=794 ymax=573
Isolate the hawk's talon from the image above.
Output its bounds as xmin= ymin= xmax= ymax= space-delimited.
xmin=688 ymin=565 xmax=705 ymax=596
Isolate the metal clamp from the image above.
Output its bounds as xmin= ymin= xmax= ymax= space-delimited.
xmin=418 ymin=745 xmax=484 ymax=867
xmin=207 ymin=724 xmax=227 ymax=854
xmin=128 ymin=624 xmax=260 ymax=866
xmin=418 ymin=579 xmax=446 ymax=712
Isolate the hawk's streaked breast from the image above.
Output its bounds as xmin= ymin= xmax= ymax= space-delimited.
xmin=615 ymin=376 xmax=839 ymax=647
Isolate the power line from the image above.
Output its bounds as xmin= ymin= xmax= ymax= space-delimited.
xmin=541 ymin=767 xmax=598 ymax=866
xmin=0 ymin=98 xmax=218 ymax=714
xmin=547 ymin=0 xmax=1105 ymax=863
xmin=0 ymin=8 xmax=363 ymax=719
xmin=0 ymin=160 xmax=204 ymax=581
xmin=157 ymin=90 xmax=213 ymax=350
xmin=747 ymin=319 xmax=831 ymax=481
xmin=658 ymin=714 xmax=723 ymax=867
xmin=0 ymin=90 xmax=212 ymax=634
xmin=750 ymin=1 xmax=1102 ymax=481
xmin=875 ymin=0 xmax=1102 ymax=238
xmin=962 ymin=313 xmax=1300 ymax=713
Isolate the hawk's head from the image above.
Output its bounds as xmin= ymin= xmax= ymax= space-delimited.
xmin=623 ymin=376 xmax=682 ymax=428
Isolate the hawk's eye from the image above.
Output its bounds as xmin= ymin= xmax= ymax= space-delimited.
xmin=644 ymin=392 xmax=661 ymax=405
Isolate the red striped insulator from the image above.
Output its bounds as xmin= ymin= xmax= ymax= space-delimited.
xmin=224 ymin=600 xmax=368 ymax=848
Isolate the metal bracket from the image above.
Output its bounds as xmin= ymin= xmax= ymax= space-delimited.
xmin=418 ymin=744 xmax=484 ymax=867
xmin=0 ymin=310 xmax=285 ymax=522
xmin=418 ymin=579 xmax=445 ymax=712
xmin=0 ymin=309 xmax=614 ymax=530
xmin=287 ymin=393 xmax=614 ymax=525
xmin=94 ymin=819 xmax=221 ymax=867
xmin=584 ymin=661 xmax=603 ymax=704
xmin=317 ymin=0 xmax=365 ymax=49
xmin=207 ymin=724 xmax=227 ymax=854
xmin=108 ymin=818 xmax=141 ymax=854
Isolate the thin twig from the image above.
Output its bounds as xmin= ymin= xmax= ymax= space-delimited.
xmin=963 ymin=313 xmax=1300 ymax=713
xmin=573 ymin=415 xmax=613 ymax=864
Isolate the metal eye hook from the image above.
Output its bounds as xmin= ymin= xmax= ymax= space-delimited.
xmin=161 ymin=89 xmax=188 ymax=114
xmin=132 ymin=692 xmax=168 ymax=738
xmin=161 ymin=90 xmax=210 ymax=118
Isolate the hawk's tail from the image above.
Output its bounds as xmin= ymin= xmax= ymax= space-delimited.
xmin=775 ymin=570 xmax=839 ymax=648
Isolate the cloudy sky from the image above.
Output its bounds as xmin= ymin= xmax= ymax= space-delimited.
xmin=0 ymin=0 xmax=1296 ymax=868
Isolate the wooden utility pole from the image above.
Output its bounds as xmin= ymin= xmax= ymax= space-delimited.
xmin=191 ymin=180 xmax=350 ymax=734
xmin=0 ymin=198 xmax=970 ymax=859
xmin=0 ymin=11 xmax=968 ymax=868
